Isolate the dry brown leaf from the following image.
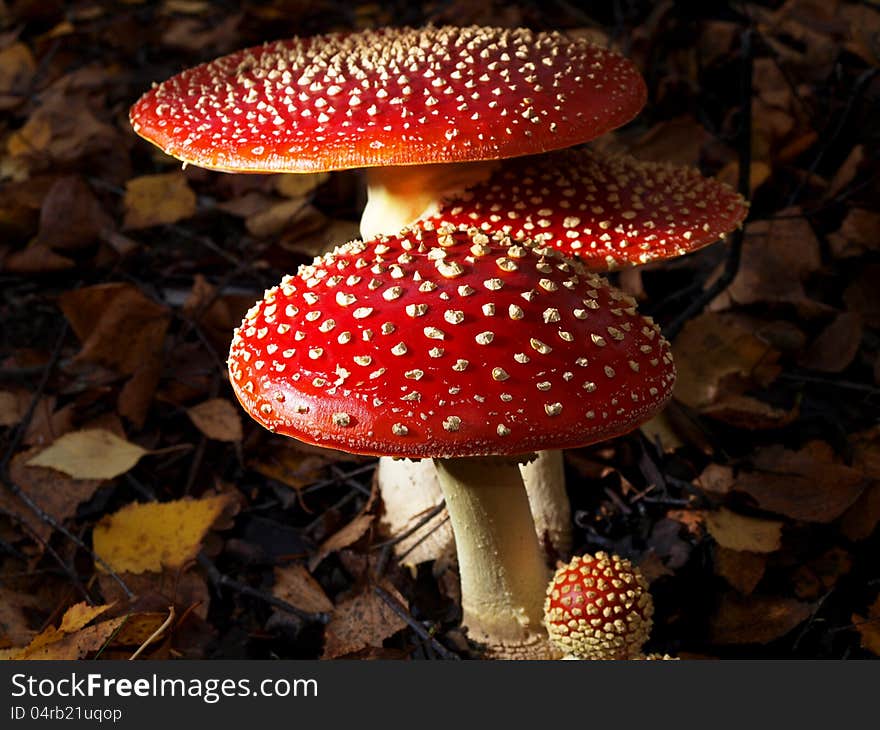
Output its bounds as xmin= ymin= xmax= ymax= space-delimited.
xmin=839 ymin=484 xmax=880 ymax=542
xmin=186 ymin=398 xmax=243 ymax=442
xmin=98 ymin=569 xmax=210 ymax=621
xmin=673 ymin=312 xmax=781 ymax=410
xmin=35 ymin=175 xmax=112 ymax=250
xmin=3 ymin=242 xmax=74 ymax=272
xmin=0 ymin=42 xmax=36 ymax=110
xmin=798 ymin=313 xmax=863 ymax=373
xmin=853 ymin=596 xmax=880 ymax=656
xmin=60 ymin=283 xmax=170 ymax=376
xmin=14 ymin=618 xmax=126 ymax=660
xmin=843 ymin=264 xmax=880 ymax=328
xmin=93 ymin=495 xmax=235 ymax=574
xmin=709 ymin=593 xmax=813 ymax=645
xmin=26 ymin=428 xmax=147 ymax=480
xmin=309 ymin=513 xmax=374 ymax=571
xmin=733 ymin=444 xmax=866 ymax=523
xmin=111 ymin=612 xmax=170 ymax=647
xmin=792 ymin=547 xmax=852 ymax=601
xmin=701 ymin=393 xmax=799 ymax=429
xmin=123 ymin=173 xmax=197 ymax=230
xmin=704 ymin=508 xmax=783 ymax=553
xmin=245 ymin=197 xmax=308 ymax=237
xmin=273 ymin=564 xmax=334 ymax=614
xmin=712 ymin=210 xmax=829 ymax=316
xmin=828 ymin=208 xmax=880 ymax=259
xmin=322 ymin=582 xmax=407 ymax=659
xmin=627 ymin=116 xmax=709 ymax=166
xmin=275 ymin=172 xmax=329 ymax=198
xmin=715 ymin=547 xmax=766 ymax=595
xmin=0 ymin=389 xmax=28 ymax=427
xmin=117 ymin=355 xmax=164 ymax=428
xmin=0 ymin=449 xmax=103 ymax=545
xmin=0 ymin=588 xmax=38 ymax=648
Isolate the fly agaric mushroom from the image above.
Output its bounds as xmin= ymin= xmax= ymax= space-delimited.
xmin=378 ymin=147 xmax=748 ymax=566
xmin=430 ymin=146 xmax=748 ymax=270
xmin=228 ymin=223 xmax=675 ymax=658
xmin=128 ymin=25 xmax=646 ymax=239
xmin=544 ymin=552 xmax=653 ymax=660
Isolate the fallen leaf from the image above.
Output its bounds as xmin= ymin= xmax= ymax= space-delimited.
xmin=123 ymin=173 xmax=197 ymax=230
xmin=828 ymin=208 xmax=880 ymax=259
xmin=0 ymin=390 xmax=28 ymax=427
xmin=798 ymin=313 xmax=863 ymax=373
xmin=0 ymin=589 xmax=38 ymax=647
xmin=705 ymin=508 xmax=783 ymax=553
xmin=791 ymin=548 xmax=852 ymax=601
xmin=322 ymin=582 xmax=407 ymax=659
xmin=275 ymin=171 xmax=329 ymax=198
xmin=14 ymin=618 xmax=126 ymax=660
xmin=35 ymin=175 xmax=112 ymax=250
xmin=245 ymin=197 xmax=308 ymax=237
xmin=839 ymin=484 xmax=880 ymax=542
xmin=26 ymin=429 xmax=147 ymax=480
xmin=59 ymin=602 xmax=114 ymax=633
xmin=273 ymin=564 xmax=333 ymax=614
xmin=0 ymin=449 xmax=104 ymax=544
xmin=715 ymin=547 xmax=766 ymax=595
xmin=59 ymin=283 xmax=170 ymax=375
xmin=98 ymin=569 xmax=210 ymax=621
xmin=709 ymin=593 xmax=813 ymax=645
xmin=0 ymin=42 xmax=36 ymax=110
xmin=674 ymin=312 xmax=781 ymax=409
xmin=697 ymin=463 xmax=736 ymax=495
xmin=712 ymin=210 xmax=829 ymax=316
xmin=93 ymin=494 xmax=235 ymax=574
xmin=733 ymin=444 xmax=866 ymax=522
xmin=186 ymin=398 xmax=243 ymax=442
xmin=309 ymin=513 xmax=374 ymax=571
xmin=701 ymin=393 xmax=799 ymax=429
xmin=853 ymin=596 xmax=880 ymax=656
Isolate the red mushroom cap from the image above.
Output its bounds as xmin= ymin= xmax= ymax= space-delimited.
xmin=429 ymin=147 xmax=748 ymax=270
xmin=544 ymin=552 xmax=653 ymax=659
xmin=129 ymin=26 xmax=646 ymax=173
xmin=227 ymin=224 xmax=675 ymax=459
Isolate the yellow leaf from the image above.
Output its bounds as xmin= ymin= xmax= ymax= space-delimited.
xmin=59 ymin=602 xmax=113 ymax=634
xmin=15 ymin=618 xmax=127 ymax=660
xmin=123 ymin=173 xmax=196 ymax=229
xmin=187 ymin=398 xmax=243 ymax=442
xmin=705 ymin=508 xmax=783 ymax=554
xmin=26 ymin=429 xmax=147 ymax=480
xmin=93 ymin=495 xmax=234 ymax=574
xmin=273 ymin=564 xmax=333 ymax=614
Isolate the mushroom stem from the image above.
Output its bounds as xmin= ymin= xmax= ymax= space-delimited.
xmin=520 ymin=450 xmax=571 ymax=556
xmin=360 ymin=161 xmax=498 ymax=239
xmin=433 ymin=456 xmax=557 ymax=659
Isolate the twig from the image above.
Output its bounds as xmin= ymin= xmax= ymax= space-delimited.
xmin=197 ymin=552 xmax=328 ymax=624
xmin=372 ymin=584 xmax=459 ymax=660
xmin=129 ymin=606 xmax=175 ymax=660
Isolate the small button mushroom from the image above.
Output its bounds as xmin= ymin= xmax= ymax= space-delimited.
xmin=544 ymin=552 xmax=654 ymax=660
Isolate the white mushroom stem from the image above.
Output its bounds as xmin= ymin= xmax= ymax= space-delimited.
xmin=377 ymin=451 xmax=571 ymax=565
xmin=360 ymin=161 xmax=498 ymax=239
xmin=433 ymin=456 xmax=557 ymax=659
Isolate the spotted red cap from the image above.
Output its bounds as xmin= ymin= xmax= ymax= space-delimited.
xmin=129 ymin=26 xmax=646 ymax=173
xmin=227 ymin=224 xmax=675 ymax=458
xmin=544 ymin=552 xmax=653 ymax=659
xmin=429 ymin=148 xmax=748 ymax=270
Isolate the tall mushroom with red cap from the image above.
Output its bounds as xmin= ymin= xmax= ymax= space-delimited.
xmin=128 ymin=25 xmax=646 ymax=239
xmin=227 ymin=222 xmax=675 ymax=658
